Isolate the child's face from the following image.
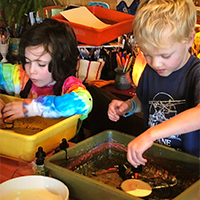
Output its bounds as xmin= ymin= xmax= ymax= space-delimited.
xmin=24 ymin=45 xmax=54 ymax=87
xmin=140 ymin=41 xmax=191 ymax=77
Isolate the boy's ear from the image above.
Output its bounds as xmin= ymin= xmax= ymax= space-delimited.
xmin=188 ymin=31 xmax=196 ymax=48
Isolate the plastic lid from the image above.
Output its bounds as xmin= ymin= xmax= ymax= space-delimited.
xmin=121 ymin=179 xmax=152 ymax=197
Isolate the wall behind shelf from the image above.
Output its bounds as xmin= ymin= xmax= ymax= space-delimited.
xmin=58 ymin=0 xmax=118 ymax=10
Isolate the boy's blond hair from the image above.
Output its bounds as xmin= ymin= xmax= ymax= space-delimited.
xmin=133 ymin=0 xmax=196 ymax=50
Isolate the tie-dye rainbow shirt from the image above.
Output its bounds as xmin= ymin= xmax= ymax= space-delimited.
xmin=0 ymin=63 xmax=92 ymax=120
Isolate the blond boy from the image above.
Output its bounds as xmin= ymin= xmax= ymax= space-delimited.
xmin=108 ymin=0 xmax=200 ymax=167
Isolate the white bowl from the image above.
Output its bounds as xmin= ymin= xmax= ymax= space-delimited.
xmin=0 ymin=175 xmax=69 ymax=200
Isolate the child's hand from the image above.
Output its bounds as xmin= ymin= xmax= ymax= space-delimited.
xmin=2 ymin=101 xmax=24 ymax=122
xmin=127 ymin=131 xmax=154 ymax=168
xmin=0 ymin=99 xmax=6 ymax=128
xmin=108 ymin=99 xmax=132 ymax=122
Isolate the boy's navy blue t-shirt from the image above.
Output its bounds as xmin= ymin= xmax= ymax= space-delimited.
xmin=136 ymin=55 xmax=200 ymax=157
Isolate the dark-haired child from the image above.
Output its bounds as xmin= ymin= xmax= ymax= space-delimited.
xmin=0 ymin=18 xmax=92 ymax=128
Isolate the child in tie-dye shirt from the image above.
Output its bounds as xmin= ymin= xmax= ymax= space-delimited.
xmin=0 ymin=18 xmax=92 ymax=128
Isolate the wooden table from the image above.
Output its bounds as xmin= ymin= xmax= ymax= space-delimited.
xmin=0 ymin=156 xmax=21 ymax=183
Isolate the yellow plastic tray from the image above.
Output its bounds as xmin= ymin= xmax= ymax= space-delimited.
xmin=0 ymin=94 xmax=81 ymax=161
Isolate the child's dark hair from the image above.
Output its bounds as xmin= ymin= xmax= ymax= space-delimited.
xmin=19 ymin=18 xmax=79 ymax=82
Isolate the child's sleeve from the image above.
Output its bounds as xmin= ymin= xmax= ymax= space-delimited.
xmin=0 ymin=63 xmax=28 ymax=96
xmin=23 ymin=77 xmax=93 ymax=120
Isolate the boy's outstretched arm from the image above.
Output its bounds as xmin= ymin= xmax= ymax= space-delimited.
xmin=127 ymin=103 xmax=200 ymax=168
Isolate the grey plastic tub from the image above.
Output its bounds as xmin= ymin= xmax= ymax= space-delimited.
xmin=45 ymin=130 xmax=200 ymax=200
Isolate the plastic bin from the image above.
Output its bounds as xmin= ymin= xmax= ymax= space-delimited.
xmin=0 ymin=94 xmax=81 ymax=161
xmin=52 ymin=6 xmax=135 ymax=46
xmin=45 ymin=130 xmax=200 ymax=200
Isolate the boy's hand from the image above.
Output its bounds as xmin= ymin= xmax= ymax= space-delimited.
xmin=127 ymin=131 xmax=154 ymax=168
xmin=108 ymin=99 xmax=132 ymax=122
xmin=2 ymin=101 xmax=24 ymax=122
xmin=0 ymin=99 xmax=6 ymax=128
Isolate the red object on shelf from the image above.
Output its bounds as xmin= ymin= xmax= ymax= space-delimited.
xmin=52 ymin=6 xmax=135 ymax=46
